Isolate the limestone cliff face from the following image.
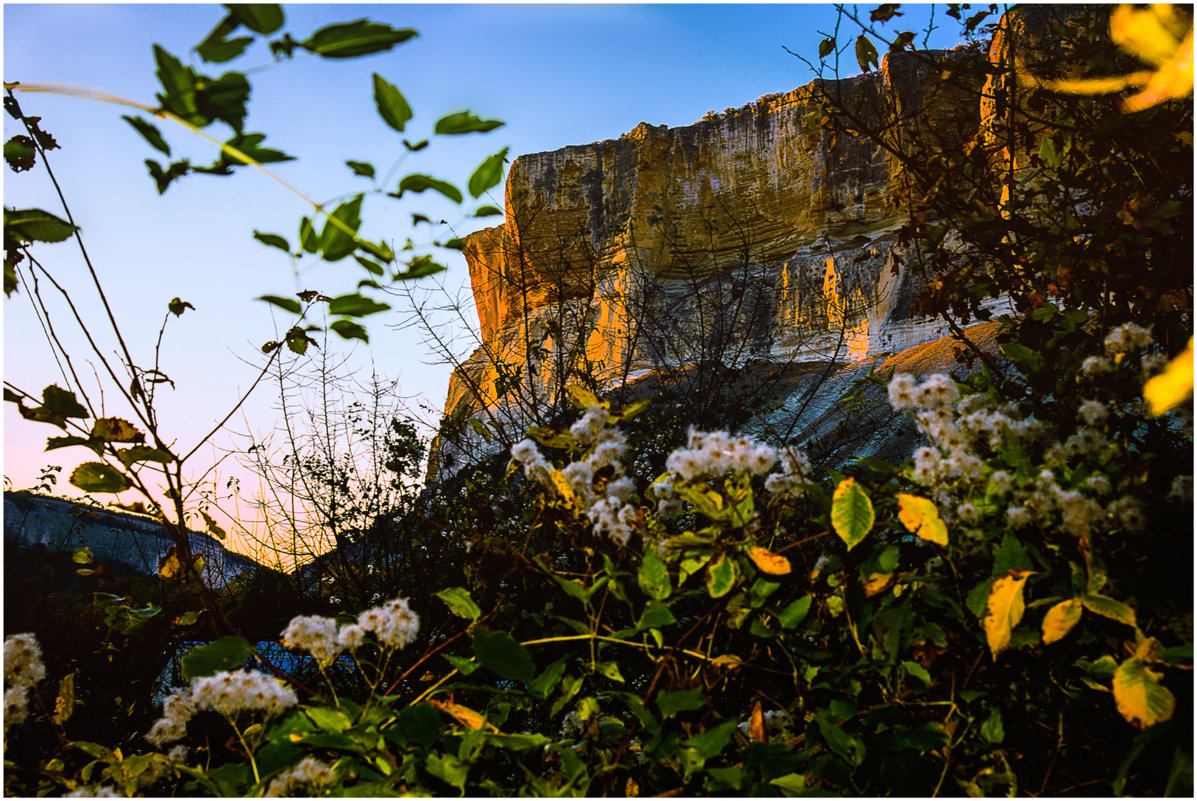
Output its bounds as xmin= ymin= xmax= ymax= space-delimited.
xmin=430 ymin=24 xmax=1057 ymax=480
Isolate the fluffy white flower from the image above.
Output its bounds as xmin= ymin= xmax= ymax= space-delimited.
xmin=1078 ymin=399 xmax=1109 ymax=427
xmin=357 ymin=597 xmax=420 ymax=650
xmin=146 ymin=689 xmax=197 ymax=747
xmin=4 ymin=685 xmax=29 ymax=731
xmin=1080 ymin=355 xmax=1113 ymax=377
xmin=4 ymin=633 xmax=46 ymax=689
xmin=1006 ymin=505 xmax=1033 ymax=528
xmin=956 ymin=502 xmax=981 ymax=525
xmin=989 ymin=471 xmax=1013 ymax=495
xmin=1103 ymin=322 xmax=1153 ymax=355
xmin=190 ymin=669 xmax=298 ymax=718
xmin=281 ymin=615 xmax=341 ymax=661
xmin=335 ymin=624 xmax=367 ymax=652
xmin=265 ymin=757 xmax=335 ymax=797
xmin=914 ymin=374 xmax=960 ymax=409
xmin=1085 ymin=474 xmax=1112 ymax=495
xmin=569 ymin=405 xmax=608 ymax=445
xmin=888 ymin=373 xmax=917 ymax=410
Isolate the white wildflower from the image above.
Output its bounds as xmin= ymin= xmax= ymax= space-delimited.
xmin=167 ymin=745 xmax=188 ymax=764
xmin=914 ymin=374 xmax=959 ymax=409
xmin=1103 ymin=322 xmax=1153 ymax=355
xmin=1006 ymin=505 xmax=1033 ymax=528
xmin=4 ymin=633 xmax=46 ymax=689
xmin=956 ymin=502 xmax=981 ymax=525
xmin=1080 ymin=355 xmax=1113 ymax=377
xmin=281 ymin=615 xmax=341 ymax=661
xmin=4 ymin=685 xmax=29 ymax=731
xmin=607 ymin=477 xmax=636 ymax=503
xmin=190 ymin=669 xmax=298 ymax=718
xmin=357 ymin=598 xmax=420 ymax=650
xmin=1085 ymin=474 xmax=1112 ymax=495
xmin=335 ymin=624 xmax=367 ymax=652
xmin=1168 ymin=475 xmax=1193 ymax=503
xmin=146 ymin=689 xmax=197 ymax=747
xmin=569 ymin=405 xmax=608 ymax=445
xmin=989 ymin=471 xmax=1013 ymax=495
xmin=265 ymin=757 xmax=335 ymax=797
xmin=1107 ymin=496 xmax=1146 ymax=532
xmin=1078 ymin=399 xmax=1109 ymax=427
xmin=888 ymin=373 xmax=918 ymax=410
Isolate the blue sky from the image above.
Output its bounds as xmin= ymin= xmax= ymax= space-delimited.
xmin=3 ymin=3 xmax=965 ymax=549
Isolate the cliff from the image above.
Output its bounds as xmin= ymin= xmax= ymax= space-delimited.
xmin=430 ymin=7 xmax=1091 ymax=479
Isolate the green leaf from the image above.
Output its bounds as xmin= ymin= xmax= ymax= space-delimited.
xmin=890 ymin=31 xmax=917 ymax=51
xmin=684 ymin=719 xmax=738 ymax=759
xmin=195 ymin=16 xmax=252 ymax=63
xmin=226 ymin=4 xmax=284 ymax=34
xmin=4 ymin=135 xmax=36 ymax=172
xmin=1114 ymin=655 xmax=1176 ymax=729
xmin=372 ymin=73 xmax=412 ymax=133
xmin=637 ymin=600 xmax=676 ymax=631
xmin=253 ymin=231 xmax=291 ymax=252
xmin=468 ymin=147 xmax=508 ymax=199
xmin=329 ymin=319 xmax=368 ymax=343
xmin=117 ymin=446 xmax=174 ymax=467
xmin=258 ymin=294 xmax=302 ymax=315
xmin=967 ymin=576 xmax=996 ymax=618
xmin=71 ymin=546 xmax=95 ymax=564
xmin=981 ymin=707 xmax=1005 ymax=744
xmin=831 ymin=477 xmax=874 ymax=550
xmin=306 ymin=706 xmax=351 ymax=733
xmin=531 ymin=657 xmax=567 ymax=699
xmin=778 ymin=595 xmax=812 ymax=629
xmin=474 ymin=205 xmax=503 ymax=217
xmin=5 ymin=207 xmax=77 ymax=243
xmin=145 ymin=159 xmax=190 ymax=194
xmin=319 ymin=195 xmax=364 ymax=262
xmin=992 ymin=532 xmax=1033 ymax=575
xmin=819 ymin=37 xmax=836 ymax=59
xmin=424 ymin=753 xmax=468 ymax=792
xmin=705 ymin=554 xmax=739 ymax=598
xmin=403 ymin=138 xmax=429 ymax=152
xmin=816 ymin=716 xmax=867 ymax=766
xmin=223 ymin=132 xmax=294 ymax=166
xmin=181 ymin=636 xmax=252 ymax=679
xmin=122 ymin=115 xmax=171 ymax=156
xmin=41 ymin=385 xmax=89 ymax=419
xmin=298 ymin=216 xmax=319 ymax=253
xmin=395 ymin=174 xmax=463 ymax=204
xmin=437 ymin=586 xmax=481 ymax=621
xmin=396 ymin=704 xmax=441 ymax=748
xmin=303 ymin=20 xmax=417 ymax=59
xmin=434 ymin=110 xmax=504 ymax=135
xmin=472 ymin=629 xmax=534 ymax=683
xmin=887 ymin=722 xmax=949 ymax=752
xmin=771 ymin=773 xmax=809 ymax=796
xmin=596 ymin=661 xmax=625 ymax=683
xmin=346 ymin=160 xmax=375 ymax=178
xmin=399 ymin=255 xmax=448 ymax=280
xmin=328 ymin=293 xmax=390 ymax=317
xmin=656 ymin=687 xmax=706 ymax=718
xmin=443 ymin=654 xmax=480 ymax=675
xmin=69 ymin=462 xmax=130 ymax=494
xmin=638 ymin=550 xmax=671 ymax=600
xmin=1081 ymin=594 xmax=1137 ymax=627
xmin=168 ymin=297 xmax=194 ymax=316
xmin=855 ymin=34 xmax=879 ymax=73
xmin=902 ymin=660 xmax=932 ymax=687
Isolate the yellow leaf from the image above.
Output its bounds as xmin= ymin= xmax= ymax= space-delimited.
xmin=428 ymin=699 xmax=495 ymax=731
xmin=863 ymin=572 xmax=894 ymax=597
xmin=52 ymin=672 xmax=76 ymax=726
xmin=1144 ymin=337 xmax=1194 ymax=415
xmin=896 ymin=493 xmax=948 ymax=547
xmin=983 ymin=569 xmax=1034 ymax=660
xmin=1110 ymin=4 xmax=1187 ymax=67
xmin=1122 ymin=28 xmax=1195 ymax=111
xmin=749 ymin=700 xmax=766 ymax=742
xmin=565 ymin=384 xmax=606 ymax=411
xmin=711 ymin=654 xmax=744 ymax=669
xmin=90 ymin=417 xmax=146 ymax=444
xmin=1113 ymin=642 xmax=1176 ymax=729
xmin=1042 ymin=597 xmax=1083 ymax=645
xmin=548 ymin=469 xmax=578 ymax=507
xmin=747 ymin=546 xmax=791 ymax=576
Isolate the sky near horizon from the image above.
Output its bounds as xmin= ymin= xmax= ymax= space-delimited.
xmin=3 ymin=3 xmax=965 ymax=558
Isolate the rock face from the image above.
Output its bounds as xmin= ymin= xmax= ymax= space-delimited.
xmin=430 ymin=13 xmax=1079 ymax=479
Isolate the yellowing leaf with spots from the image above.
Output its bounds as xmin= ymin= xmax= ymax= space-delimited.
xmin=863 ymin=573 xmax=894 ymax=597
xmin=1042 ymin=597 xmax=1083 ymax=645
xmin=984 ymin=569 xmax=1034 ymax=660
xmin=548 ymin=469 xmax=578 ymax=507
xmin=1144 ymin=337 xmax=1193 ymax=415
xmin=1114 ymin=643 xmax=1175 ymax=729
xmin=747 ymin=547 xmax=791 ymax=576
xmin=896 ymin=493 xmax=948 ymax=547
xmin=831 ymin=477 xmax=874 ymax=551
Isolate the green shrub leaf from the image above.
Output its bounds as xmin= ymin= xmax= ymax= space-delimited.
xmin=372 ymin=73 xmax=412 ymax=133
xmin=434 ymin=110 xmax=504 ymax=135
xmin=831 ymin=477 xmax=874 ymax=550
xmin=468 ymin=147 xmax=508 ymax=198
xmin=69 ymin=462 xmax=130 ymax=494
xmin=303 ymin=20 xmax=416 ymax=59
xmin=472 ymin=629 xmax=534 ymax=684
xmin=181 ymin=637 xmax=253 ymax=680
xmin=436 ymin=586 xmax=481 ymax=621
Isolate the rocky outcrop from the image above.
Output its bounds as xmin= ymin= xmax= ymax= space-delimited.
xmin=430 ymin=9 xmax=1089 ymax=479
xmin=3 ymin=491 xmax=268 ymax=588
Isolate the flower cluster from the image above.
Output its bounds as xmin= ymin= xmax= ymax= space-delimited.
xmin=4 ymin=633 xmax=46 ymax=732
xmin=664 ymin=428 xmax=777 ymax=481
xmin=887 ymin=368 xmax=1181 ymax=540
xmin=281 ymin=596 xmax=419 ymax=661
xmin=146 ymin=669 xmax=297 ymax=747
xmin=764 ymin=446 xmax=813 ymax=500
xmin=264 ymin=757 xmax=335 ymax=797
xmin=511 ymin=406 xmax=640 ymax=546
